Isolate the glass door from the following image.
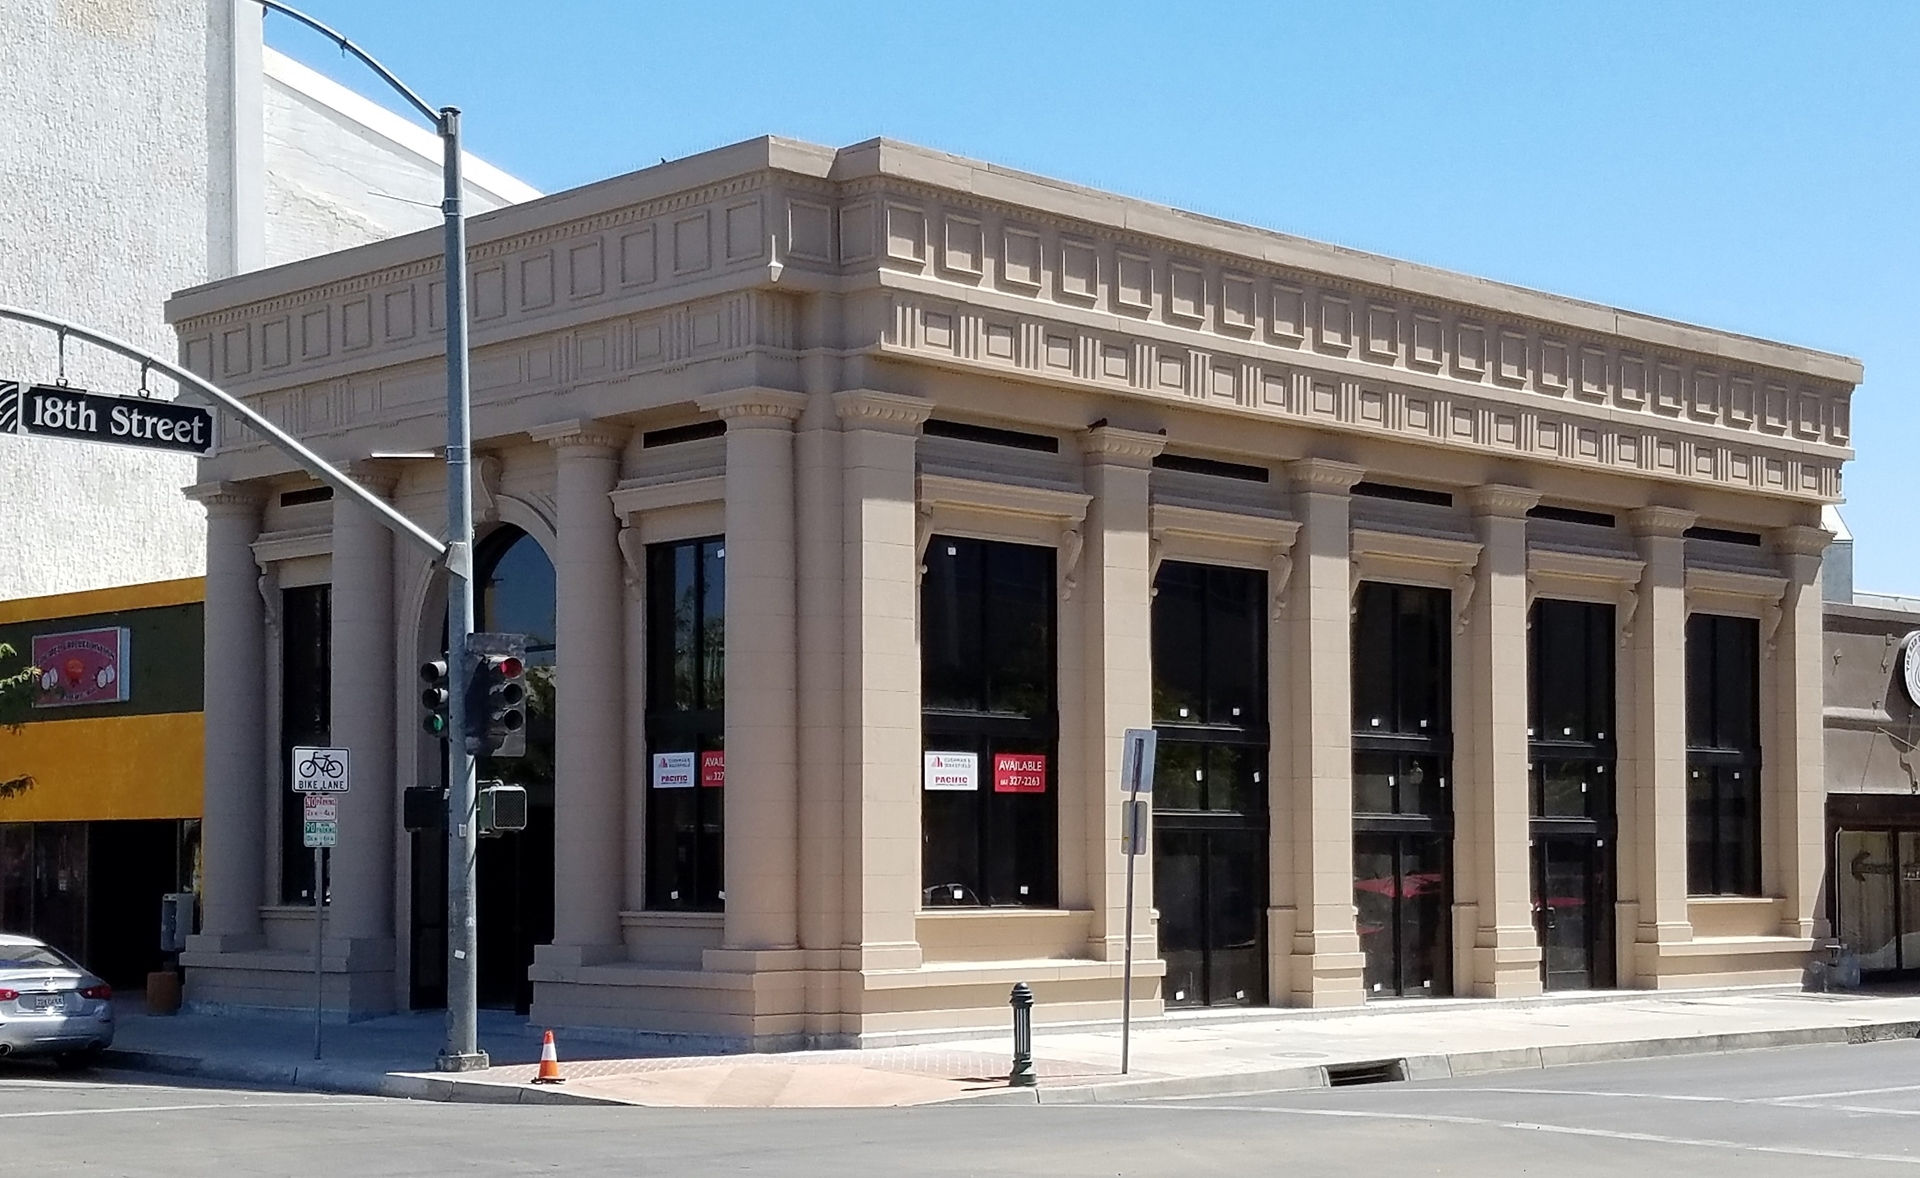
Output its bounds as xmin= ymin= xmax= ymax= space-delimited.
xmin=1156 ymin=826 xmax=1267 ymax=1007
xmin=1355 ymin=831 xmax=1452 ymax=998
xmin=1532 ymin=835 xmax=1612 ymax=990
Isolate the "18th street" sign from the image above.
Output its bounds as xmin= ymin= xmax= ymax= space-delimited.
xmin=0 ymin=381 xmax=215 ymax=456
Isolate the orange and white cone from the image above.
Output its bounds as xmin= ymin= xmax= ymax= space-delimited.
xmin=532 ymin=1029 xmax=566 ymax=1084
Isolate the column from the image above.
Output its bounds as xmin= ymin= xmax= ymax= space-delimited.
xmin=700 ymin=389 xmax=808 ymax=954
xmin=1768 ymin=524 xmax=1831 ymax=939
xmin=1627 ymin=506 xmax=1697 ymax=975
xmin=1462 ymin=485 xmax=1542 ymax=996
xmin=327 ymin=466 xmax=398 ymax=966
xmin=533 ymin=419 xmax=628 ymax=962
xmin=1284 ymin=458 xmax=1366 ymax=1006
xmin=832 ymin=390 xmax=931 ymax=971
xmin=186 ymin=482 xmax=268 ymax=950
xmin=795 ymin=402 xmax=845 ymax=966
xmin=1081 ymin=427 xmax=1165 ymax=963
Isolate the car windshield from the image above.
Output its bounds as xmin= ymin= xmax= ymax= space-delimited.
xmin=0 ymin=944 xmax=76 ymax=970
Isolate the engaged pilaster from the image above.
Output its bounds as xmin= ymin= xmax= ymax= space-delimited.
xmin=532 ymin=419 xmax=629 ymax=964
xmin=1284 ymin=457 xmax=1366 ymax=1006
xmin=1462 ymin=484 xmax=1543 ymax=997
xmin=185 ymin=481 xmax=269 ymax=951
xmin=1767 ymin=524 xmax=1832 ymax=940
xmin=700 ymin=389 xmax=808 ymax=955
xmin=1626 ymin=505 xmax=1697 ymax=974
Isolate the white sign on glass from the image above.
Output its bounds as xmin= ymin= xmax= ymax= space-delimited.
xmin=923 ymin=751 xmax=979 ymax=791
xmin=652 ymin=751 xmax=697 ymax=789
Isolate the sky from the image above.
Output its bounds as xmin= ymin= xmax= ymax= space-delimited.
xmin=271 ymin=0 xmax=1917 ymax=591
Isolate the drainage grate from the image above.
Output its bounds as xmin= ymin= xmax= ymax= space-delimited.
xmin=1324 ymin=1059 xmax=1406 ymax=1087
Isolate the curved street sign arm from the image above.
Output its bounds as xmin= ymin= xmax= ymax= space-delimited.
xmin=0 ymin=304 xmax=447 ymax=558
xmin=252 ymin=0 xmax=442 ymax=127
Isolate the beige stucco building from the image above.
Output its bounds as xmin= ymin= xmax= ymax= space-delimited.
xmin=166 ymin=137 xmax=1859 ymax=1047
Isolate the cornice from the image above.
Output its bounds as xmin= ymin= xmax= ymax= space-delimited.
xmin=832 ymin=389 xmax=933 ymax=433
xmin=528 ymin=418 xmax=629 ymax=453
xmin=185 ymin=480 xmax=266 ymax=513
xmin=1288 ymin=457 xmax=1366 ymax=494
xmin=697 ymin=388 xmax=808 ymax=426
xmin=1466 ymin=483 xmax=1542 ymax=519
xmin=1768 ymin=524 xmax=1834 ymax=558
xmin=1627 ymin=506 xmax=1698 ymax=538
xmin=1082 ymin=425 xmax=1167 ymax=466
xmin=918 ymin=472 xmax=1091 ymax=523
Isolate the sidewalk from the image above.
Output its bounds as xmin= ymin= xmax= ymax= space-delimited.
xmin=100 ymin=987 xmax=1920 ymax=1109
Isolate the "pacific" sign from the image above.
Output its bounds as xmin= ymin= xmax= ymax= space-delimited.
xmin=0 ymin=381 xmax=215 ymax=456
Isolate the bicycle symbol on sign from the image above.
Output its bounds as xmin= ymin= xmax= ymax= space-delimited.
xmin=299 ymin=753 xmax=344 ymax=779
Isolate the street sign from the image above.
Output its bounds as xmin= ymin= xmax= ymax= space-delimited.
xmin=1122 ymin=797 xmax=1150 ymax=856
xmin=1120 ymin=728 xmax=1157 ymax=793
xmin=303 ymin=794 xmax=338 ymax=848
xmin=0 ymin=381 xmax=215 ymax=456
xmin=291 ymin=746 xmax=350 ymax=792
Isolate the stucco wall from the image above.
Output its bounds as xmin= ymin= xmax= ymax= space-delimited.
xmin=0 ymin=0 xmax=220 ymax=599
xmin=1826 ymin=602 xmax=1920 ymax=795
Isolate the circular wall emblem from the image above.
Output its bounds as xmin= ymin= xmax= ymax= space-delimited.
xmin=1903 ymin=631 xmax=1920 ymax=709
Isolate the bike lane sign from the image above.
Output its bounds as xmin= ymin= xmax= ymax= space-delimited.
xmin=291 ymin=746 xmax=351 ymax=793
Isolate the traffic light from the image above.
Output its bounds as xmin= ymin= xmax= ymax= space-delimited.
xmin=419 ymin=658 xmax=451 ymax=738
xmin=466 ymin=652 xmax=527 ymax=757
xmin=477 ymin=781 xmax=529 ymax=836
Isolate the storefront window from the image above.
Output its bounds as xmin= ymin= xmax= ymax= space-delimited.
xmin=1685 ymin=613 xmax=1762 ymax=895
xmin=921 ymin=536 xmax=1057 ymax=907
xmin=279 ymin=584 xmax=330 ymax=904
xmin=645 ymin=537 xmax=725 ymax=910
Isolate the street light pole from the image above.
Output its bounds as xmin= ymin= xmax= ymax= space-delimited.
xmin=249 ymin=1 xmax=484 ymax=1070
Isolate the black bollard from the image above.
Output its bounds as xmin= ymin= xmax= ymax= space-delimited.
xmin=1008 ymin=981 xmax=1036 ymax=1087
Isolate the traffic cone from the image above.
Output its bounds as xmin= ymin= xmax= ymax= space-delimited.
xmin=532 ymin=1029 xmax=566 ymax=1084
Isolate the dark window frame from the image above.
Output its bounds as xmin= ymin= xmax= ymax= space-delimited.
xmin=1151 ymin=560 xmax=1270 ymax=819
xmin=1685 ymin=613 xmax=1763 ymax=896
xmin=644 ymin=536 xmax=727 ymax=911
xmin=1527 ymin=598 xmax=1618 ymax=830
xmin=279 ymin=584 xmax=330 ymax=904
xmin=921 ymin=535 xmax=1059 ymax=909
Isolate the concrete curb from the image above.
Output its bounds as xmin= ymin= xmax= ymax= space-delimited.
xmin=951 ymin=1019 xmax=1920 ymax=1107
xmin=99 ymin=1048 xmax=626 ymax=1107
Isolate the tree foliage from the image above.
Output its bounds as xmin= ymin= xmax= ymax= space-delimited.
xmin=0 ymin=642 xmax=35 ymax=798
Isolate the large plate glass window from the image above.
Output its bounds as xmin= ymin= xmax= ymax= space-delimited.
xmin=646 ymin=537 xmax=726 ymax=910
xmin=1685 ymin=613 xmax=1761 ymax=896
xmin=921 ymin=536 xmax=1057 ymax=907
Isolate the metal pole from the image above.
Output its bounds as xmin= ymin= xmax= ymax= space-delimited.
xmin=312 ymin=847 xmax=324 ymax=1060
xmin=1121 ymin=797 xmax=1136 ymax=1076
xmin=436 ymin=107 xmax=485 ymax=1073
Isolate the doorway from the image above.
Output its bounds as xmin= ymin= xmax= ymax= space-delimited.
xmin=1150 ymin=561 xmax=1269 ymax=1008
xmin=409 ymin=525 xmax=557 ymax=1014
xmin=1528 ymin=599 xmax=1617 ymax=990
xmin=1353 ymin=830 xmax=1451 ymax=998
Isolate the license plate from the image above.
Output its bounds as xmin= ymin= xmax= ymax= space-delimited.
xmin=26 ymin=993 xmax=62 ymax=1012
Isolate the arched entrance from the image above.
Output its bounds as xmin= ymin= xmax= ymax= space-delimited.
xmin=409 ymin=524 xmax=557 ymax=1014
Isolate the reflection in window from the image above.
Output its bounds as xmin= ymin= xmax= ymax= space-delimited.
xmin=646 ymin=537 xmax=725 ymax=910
xmin=1685 ymin=614 xmax=1761 ymax=895
xmin=921 ymin=536 xmax=1056 ymax=908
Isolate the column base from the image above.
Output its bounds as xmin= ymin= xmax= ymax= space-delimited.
xmin=1286 ymin=927 xmax=1366 ymax=1007
xmin=534 ymin=942 xmax=625 ymax=968
xmin=179 ymin=936 xmax=397 ymax=1018
xmin=1467 ymin=923 xmax=1544 ymax=998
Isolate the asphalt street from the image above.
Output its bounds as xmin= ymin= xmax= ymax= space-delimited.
xmin=8 ymin=1040 xmax=1920 ymax=1175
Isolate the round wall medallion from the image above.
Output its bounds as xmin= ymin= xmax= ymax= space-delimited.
xmin=1903 ymin=631 xmax=1920 ymax=709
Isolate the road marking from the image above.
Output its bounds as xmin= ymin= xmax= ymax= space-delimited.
xmin=1459 ymin=1084 xmax=1920 ymax=1113
xmin=0 ymin=1098 xmax=377 ymax=1120
xmin=1122 ymin=1104 xmax=1920 ymax=1165
xmin=1775 ymin=1082 xmax=1920 ymax=1102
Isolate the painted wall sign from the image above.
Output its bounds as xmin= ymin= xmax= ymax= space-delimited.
xmin=652 ymin=751 xmax=696 ymax=789
xmin=30 ymin=626 xmax=130 ymax=707
xmin=923 ymin=751 xmax=979 ymax=791
xmin=700 ymin=749 xmax=725 ymax=788
xmin=1 ymin=382 xmax=215 ymax=456
xmin=992 ymin=752 xmax=1048 ymax=793
xmin=1903 ymin=631 xmax=1920 ymax=709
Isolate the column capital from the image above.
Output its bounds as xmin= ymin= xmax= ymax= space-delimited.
xmin=699 ymin=388 xmax=808 ymax=427
xmin=1466 ymin=483 xmax=1541 ymax=519
xmin=1627 ymin=505 xmax=1698 ymax=538
xmin=341 ymin=461 xmax=399 ymax=495
xmin=831 ymin=389 xmax=930 ymax=433
xmin=529 ymin=418 xmax=628 ymax=454
xmin=1288 ymin=457 xmax=1366 ymax=493
xmin=1768 ymin=524 xmax=1833 ymax=558
xmin=1082 ymin=425 xmax=1166 ymax=467
xmin=184 ymin=480 xmax=266 ymax=514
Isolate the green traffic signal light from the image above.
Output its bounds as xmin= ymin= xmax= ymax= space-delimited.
xmin=419 ymin=658 xmax=451 ymax=741
xmin=422 ymin=713 xmax=447 ymax=736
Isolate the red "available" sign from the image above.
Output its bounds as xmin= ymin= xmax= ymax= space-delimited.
xmin=993 ymin=752 xmax=1047 ymax=794
xmin=701 ymin=750 xmax=725 ymax=788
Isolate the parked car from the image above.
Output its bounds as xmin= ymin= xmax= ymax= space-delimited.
xmin=0 ymin=934 xmax=114 ymax=1067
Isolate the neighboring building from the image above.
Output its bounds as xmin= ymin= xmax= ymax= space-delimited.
xmin=0 ymin=0 xmax=536 ymax=602
xmin=1821 ymin=526 xmax=1920 ymax=979
xmin=167 ymin=137 xmax=1858 ymax=1045
xmin=0 ymin=579 xmax=203 ymax=985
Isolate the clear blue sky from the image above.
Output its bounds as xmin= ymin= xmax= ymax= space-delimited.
xmin=272 ymin=1 xmax=1917 ymax=591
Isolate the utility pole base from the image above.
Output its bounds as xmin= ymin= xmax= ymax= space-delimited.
xmin=434 ymin=1050 xmax=491 ymax=1073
